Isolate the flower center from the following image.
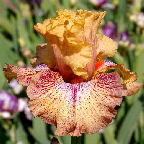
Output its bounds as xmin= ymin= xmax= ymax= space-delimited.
xmin=70 ymin=60 xmax=104 ymax=84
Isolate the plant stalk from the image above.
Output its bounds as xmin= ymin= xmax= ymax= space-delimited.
xmin=71 ymin=135 xmax=84 ymax=144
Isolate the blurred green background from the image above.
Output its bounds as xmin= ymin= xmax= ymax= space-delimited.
xmin=0 ymin=0 xmax=144 ymax=144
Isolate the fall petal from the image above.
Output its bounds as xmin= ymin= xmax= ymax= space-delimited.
xmin=95 ymin=60 xmax=142 ymax=96
xmin=27 ymin=69 xmax=123 ymax=136
xmin=95 ymin=60 xmax=137 ymax=83
xmin=27 ymin=70 xmax=75 ymax=136
xmin=70 ymin=72 xmax=123 ymax=136
xmin=111 ymin=64 xmax=137 ymax=83
xmin=122 ymin=82 xmax=143 ymax=96
xmin=3 ymin=64 xmax=37 ymax=86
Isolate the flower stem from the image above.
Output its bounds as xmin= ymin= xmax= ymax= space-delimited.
xmin=71 ymin=135 xmax=84 ymax=144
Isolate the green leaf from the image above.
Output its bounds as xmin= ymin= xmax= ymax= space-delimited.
xmin=62 ymin=0 xmax=70 ymax=9
xmin=41 ymin=0 xmax=59 ymax=17
xmin=17 ymin=12 xmax=33 ymax=50
xmin=62 ymin=135 xmax=71 ymax=144
xmin=116 ymin=0 xmax=127 ymax=33
xmin=0 ymin=34 xmax=19 ymax=66
xmin=16 ymin=121 xmax=30 ymax=144
xmin=29 ymin=117 xmax=50 ymax=144
xmin=11 ymin=16 xmax=19 ymax=56
xmin=0 ymin=16 xmax=13 ymax=35
xmin=0 ymin=64 xmax=5 ymax=90
xmin=129 ymin=52 xmax=144 ymax=103
xmin=0 ymin=119 xmax=10 ymax=144
xmin=104 ymin=124 xmax=118 ymax=144
xmin=75 ymin=0 xmax=89 ymax=10
xmin=117 ymin=100 xmax=143 ymax=144
xmin=84 ymin=133 xmax=101 ymax=144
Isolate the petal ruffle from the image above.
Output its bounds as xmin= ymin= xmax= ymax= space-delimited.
xmin=27 ymin=69 xmax=123 ymax=136
xmin=34 ymin=9 xmax=106 ymax=80
xmin=3 ymin=64 xmax=37 ymax=86
xmin=96 ymin=61 xmax=137 ymax=83
xmin=96 ymin=34 xmax=118 ymax=60
xmin=30 ymin=44 xmax=56 ymax=68
xmin=95 ymin=60 xmax=142 ymax=96
xmin=122 ymin=82 xmax=142 ymax=96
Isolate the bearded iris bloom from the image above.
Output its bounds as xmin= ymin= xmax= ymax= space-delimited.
xmin=4 ymin=9 xmax=141 ymax=136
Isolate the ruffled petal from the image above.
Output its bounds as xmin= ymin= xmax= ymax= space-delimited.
xmin=95 ymin=60 xmax=142 ymax=96
xmin=34 ymin=9 xmax=106 ymax=80
xmin=3 ymin=64 xmax=37 ymax=86
xmin=122 ymin=82 xmax=142 ymax=96
xmin=30 ymin=44 xmax=56 ymax=68
xmin=70 ymin=72 xmax=123 ymax=136
xmin=27 ymin=69 xmax=123 ymax=136
xmin=96 ymin=61 xmax=137 ymax=83
xmin=96 ymin=34 xmax=118 ymax=60
xmin=27 ymin=70 xmax=75 ymax=136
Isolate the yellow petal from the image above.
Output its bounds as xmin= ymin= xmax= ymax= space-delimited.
xmin=30 ymin=43 xmax=56 ymax=68
xmin=96 ymin=34 xmax=118 ymax=60
xmin=34 ymin=9 xmax=106 ymax=80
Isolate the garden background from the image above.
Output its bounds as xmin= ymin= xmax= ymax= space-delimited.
xmin=0 ymin=0 xmax=144 ymax=144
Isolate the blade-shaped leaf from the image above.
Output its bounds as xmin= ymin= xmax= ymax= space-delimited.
xmin=29 ymin=117 xmax=50 ymax=144
xmin=117 ymin=100 xmax=143 ymax=144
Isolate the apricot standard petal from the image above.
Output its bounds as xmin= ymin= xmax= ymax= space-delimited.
xmin=96 ymin=34 xmax=117 ymax=60
xmin=30 ymin=44 xmax=56 ymax=68
xmin=34 ymin=9 xmax=106 ymax=80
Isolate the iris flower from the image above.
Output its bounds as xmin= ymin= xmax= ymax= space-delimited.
xmin=4 ymin=9 xmax=141 ymax=136
xmin=0 ymin=90 xmax=18 ymax=113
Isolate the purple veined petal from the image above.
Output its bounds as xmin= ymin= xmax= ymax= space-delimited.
xmin=0 ymin=101 xmax=3 ymax=107
xmin=0 ymin=101 xmax=3 ymax=112
xmin=103 ymin=23 xmax=117 ymax=40
xmin=30 ymin=0 xmax=42 ymax=7
xmin=18 ymin=98 xmax=32 ymax=120
xmin=9 ymin=79 xmax=23 ymax=94
xmin=89 ymin=0 xmax=108 ymax=6
xmin=0 ymin=90 xmax=18 ymax=113
xmin=34 ymin=64 xmax=49 ymax=71
xmin=102 ymin=3 xmax=115 ymax=9
xmin=9 ymin=95 xmax=18 ymax=112
xmin=27 ymin=69 xmax=124 ymax=136
xmin=98 ymin=0 xmax=108 ymax=5
xmin=9 ymin=79 xmax=19 ymax=88
xmin=120 ymin=31 xmax=128 ymax=41
xmin=35 ymin=0 xmax=42 ymax=6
